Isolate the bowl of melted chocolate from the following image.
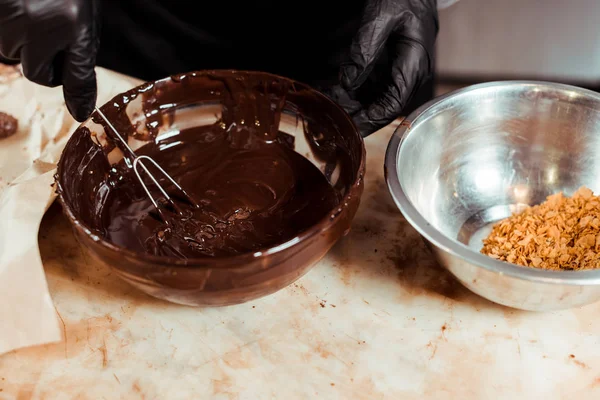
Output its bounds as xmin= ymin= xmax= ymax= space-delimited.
xmin=56 ymin=70 xmax=365 ymax=306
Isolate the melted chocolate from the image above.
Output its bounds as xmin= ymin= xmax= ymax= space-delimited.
xmin=0 ymin=111 xmax=18 ymax=139
xmin=101 ymin=125 xmax=340 ymax=258
xmin=57 ymin=70 xmax=363 ymax=262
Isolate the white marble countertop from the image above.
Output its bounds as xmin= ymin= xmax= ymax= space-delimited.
xmin=1 ymin=69 xmax=600 ymax=400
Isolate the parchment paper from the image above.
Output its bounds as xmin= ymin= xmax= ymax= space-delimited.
xmin=0 ymin=66 xmax=141 ymax=355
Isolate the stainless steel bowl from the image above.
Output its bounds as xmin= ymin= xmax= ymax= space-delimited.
xmin=385 ymin=81 xmax=600 ymax=311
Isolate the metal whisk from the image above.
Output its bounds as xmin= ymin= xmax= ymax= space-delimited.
xmin=94 ymin=107 xmax=198 ymax=223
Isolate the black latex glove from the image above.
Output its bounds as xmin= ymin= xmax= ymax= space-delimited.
xmin=0 ymin=0 xmax=100 ymax=122
xmin=334 ymin=0 xmax=438 ymax=137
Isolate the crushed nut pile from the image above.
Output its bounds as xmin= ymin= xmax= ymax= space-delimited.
xmin=481 ymin=186 xmax=600 ymax=270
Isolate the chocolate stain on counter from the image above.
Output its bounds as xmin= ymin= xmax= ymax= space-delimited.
xmin=590 ymin=376 xmax=600 ymax=388
xmin=569 ymin=354 xmax=590 ymax=369
xmin=1 ymin=312 xmax=123 ymax=367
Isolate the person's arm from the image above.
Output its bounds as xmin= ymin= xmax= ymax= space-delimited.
xmin=0 ymin=0 xmax=100 ymax=121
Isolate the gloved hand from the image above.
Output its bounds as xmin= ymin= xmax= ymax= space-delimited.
xmin=0 ymin=0 xmax=100 ymax=122
xmin=335 ymin=0 xmax=439 ymax=137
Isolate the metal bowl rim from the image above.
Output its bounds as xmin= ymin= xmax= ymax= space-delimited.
xmin=385 ymin=80 xmax=600 ymax=285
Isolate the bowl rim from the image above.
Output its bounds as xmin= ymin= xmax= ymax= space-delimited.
xmin=56 ymin=69 xmax=366 ymax=269
xmin=385 ymin=80 xmax=600 ymax=285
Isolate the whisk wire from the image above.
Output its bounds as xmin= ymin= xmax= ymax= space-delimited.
xmin=133 ymin=156 xmax=179 ymax=214
xmin=93 ymin=106 xmax=198 ymax=224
